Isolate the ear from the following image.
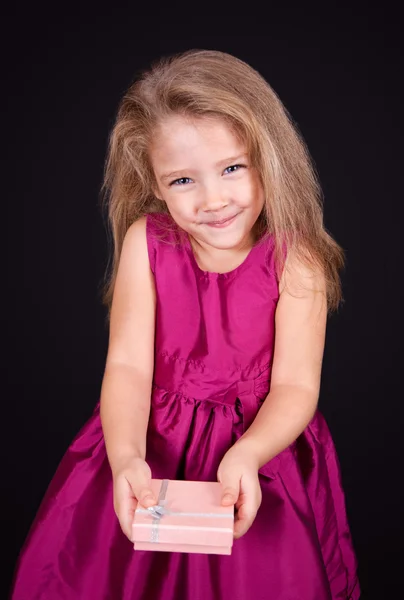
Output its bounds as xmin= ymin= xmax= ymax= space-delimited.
xmin=152 ymin=180 xmax=165 ymax=203
xmin=153 ymin=191 xmax=165 ymax=204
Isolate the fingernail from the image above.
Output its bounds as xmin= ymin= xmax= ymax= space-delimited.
xmin=143 ymin=494 xmax=155 ymax=505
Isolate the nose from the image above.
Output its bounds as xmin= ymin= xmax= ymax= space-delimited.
xmin=200 ymin=182 xmax=229 ymax=212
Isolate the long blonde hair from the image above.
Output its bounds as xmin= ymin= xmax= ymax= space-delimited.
xmin=100 ymin=49 xmax=344 ymax=317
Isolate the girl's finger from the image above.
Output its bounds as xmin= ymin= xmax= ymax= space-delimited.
xmin=233 ymin=501 xmax=256 ymax=539
xmin=218 ymin=472 xmax=240 ymax=506
xmin=114 ymin=477 xmax=134 ymax=539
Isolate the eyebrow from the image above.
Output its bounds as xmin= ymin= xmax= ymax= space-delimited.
xmin=160 ymin=154 xmax=248 ymax=182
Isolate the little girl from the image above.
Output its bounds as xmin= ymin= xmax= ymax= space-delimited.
xmin=11 ymin=50 xmax=360 ymax=599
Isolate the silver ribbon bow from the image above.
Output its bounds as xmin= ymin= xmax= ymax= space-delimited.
xmin=147 ymin=479 xmax=169 ymax=542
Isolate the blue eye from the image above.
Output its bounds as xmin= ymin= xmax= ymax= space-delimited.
xmin=224 ymin=164 xmax=246 ymax=174
xmin=169 ymin=164 xmax=246 ymax=186
xmin=170 ymin=177 xmax=193 ymax=186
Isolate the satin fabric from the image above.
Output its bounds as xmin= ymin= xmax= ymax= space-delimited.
xmin=11 ymin=213 xmax=360 ymax=599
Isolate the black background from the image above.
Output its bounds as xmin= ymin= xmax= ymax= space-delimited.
xmin=4 ymin=8 xmax=403 ymax=599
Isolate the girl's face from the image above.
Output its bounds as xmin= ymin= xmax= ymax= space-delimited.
xmin=150 ymin=115 xmax=265 ymax=251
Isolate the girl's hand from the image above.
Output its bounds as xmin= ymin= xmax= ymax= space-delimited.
xmin=112 ymin=457 xmax=156 ymax=540
xmin=217 ymin=443 xmax=262 ymax=539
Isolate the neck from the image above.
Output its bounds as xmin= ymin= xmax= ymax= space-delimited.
xmin=189 ymin=230 xmax=256 ymax=274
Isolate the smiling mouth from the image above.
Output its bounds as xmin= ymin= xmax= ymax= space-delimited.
xmin=203 ymin=213 xmax=240 ymax=228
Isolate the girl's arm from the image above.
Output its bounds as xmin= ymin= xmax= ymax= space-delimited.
xmin=100 ymin=216 xmax=156 ymax=484
xmin=218 ymin=251 xmax=327 ymax=538
xmin=238 ymin=250 xmax=328 ymax=466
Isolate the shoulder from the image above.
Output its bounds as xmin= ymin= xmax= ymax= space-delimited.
xmin=279 ymin=247 xmax=326 ymax=298
xmin=145 ymin=211 xmax=174 ymax=237
xmin=124 ymin=213 xmax=181 ymax=275
xmin=120 ymin=216 xmax=150 ymax=272
xmin=123 ymin=216 xmax=148 ymax=251
xmin=124 ymin=212 xmax=171 ymax=241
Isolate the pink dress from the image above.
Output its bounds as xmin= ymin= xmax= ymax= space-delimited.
xmin=11 ymin=213 xmax=360 ymax=599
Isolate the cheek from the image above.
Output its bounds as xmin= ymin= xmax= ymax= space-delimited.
xmin=256 ymin=188 xmax=265 ymax=211
xmin=236 ymin=179 xmax=263 ymax=209
xmin=166 ymin=196 xmax=197 ymax=220
xmin=250 ymin=177 xmax=265 ymax=210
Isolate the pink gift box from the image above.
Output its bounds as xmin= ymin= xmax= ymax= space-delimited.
xmin=132 ymin=479 xmax=234 ymax=555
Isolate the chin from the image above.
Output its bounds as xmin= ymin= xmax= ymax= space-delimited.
xmin=202 ymin=230 xmax=250 ymax=250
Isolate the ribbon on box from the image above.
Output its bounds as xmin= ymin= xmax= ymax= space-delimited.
xmin=135 ymin=479 xmax=234 ymax=543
